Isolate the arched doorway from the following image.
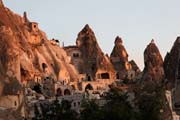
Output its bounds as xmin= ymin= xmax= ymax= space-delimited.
xmin=64 ymin=89 xmax=71 ymax=95
xmin=56 ymin=88 xmax=62 ymax=96
xmin=85 ymin=84 xmax=93 ymax=90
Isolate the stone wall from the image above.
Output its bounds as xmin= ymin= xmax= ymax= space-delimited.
xmin=0 ymin=95 xmax=19 ymax=109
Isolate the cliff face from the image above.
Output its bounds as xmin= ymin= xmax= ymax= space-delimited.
xmin=76 ymin=24 xmax=116 ymax=79
xmin=142 ymin=40 xmax=164 ymax=83
xmin=164 ymin=37 xmax=180 ymax=86
xmin=110 ymin=36 xmax=131 ymax=79
xmin=0 ymin=1 xmax=79 ymax=95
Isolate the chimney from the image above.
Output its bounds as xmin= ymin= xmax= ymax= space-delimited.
xmin=23 ymin=11 xmax=30 ymax=23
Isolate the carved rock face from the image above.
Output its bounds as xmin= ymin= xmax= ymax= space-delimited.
xmin=164 ymin=37 xmax=180 ymax=86
xmin=0 ymin=2 xmax=79 ymax=95
xmin=110 ymin=36 xmax=131 ymax=79
xmin=142 ymin=40 xmax=164 ymax=83
xmin=76 ymin=24 xmax=100 ymax=60
xmin=76 ymin=24 xmax=116 ymax=79
xmin=111 ymin=36 xmax=128 ymax=60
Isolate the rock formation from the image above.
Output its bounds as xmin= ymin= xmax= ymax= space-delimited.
xmin=163 ymin=37 xmax=180 ymax=110
xmin=142 ymin=39 xmax=164 ymax=83
xmin=129 ymin=60 xmax=141 ymax=75
xmin=75 ymin=24 xmax=116 ymax=80
xmin=0 ymin=1 xmax=79 ymax=95
xmin=110 ymin=36 xmax=132 ymax=80
xmin=164 ymin=37 xmax=180 ymax=87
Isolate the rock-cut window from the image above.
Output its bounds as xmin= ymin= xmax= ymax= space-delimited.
xmin=34 ymin=25 xmax=37 ymax=28
xmin=14 ymin=101 xmax=17 ymax=106
xmin=73 ymin=53 xmax=79 ymax=58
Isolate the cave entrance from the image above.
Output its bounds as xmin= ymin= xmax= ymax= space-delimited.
xmin=56 ymin=88 xmax=62 ymax=96
xmin=85 ymin=84 xmax=93 ymax=90
xmin=33 ymin=84 xmax=42 ymax=94
xmin=42 ymin=63 xmax=47 ymax=72
xmin=64 ymin=89 xmax=71 ymax=96
xmin=101 ymin=73 xmax=110 ymax=79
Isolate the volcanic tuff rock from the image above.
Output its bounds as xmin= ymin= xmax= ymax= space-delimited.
xmin=110 ymin=36 xmax=132 ymax=79
xmin=142 ymin=39 xmax=164 ymax=83
xmin=129 ymin=60 xmax=141 ymax=75
xmin=0 ymin=1 xmax=79 ymax=95
xmin=165 ymin=37 xmax=180 ymax=112
xmin=76 ymin=24 xmax=116 ymax=79
xmin=110 ymin=36 xmax=127 ymax=60
xmin=164 ymin=37 xmax=180 ymax=87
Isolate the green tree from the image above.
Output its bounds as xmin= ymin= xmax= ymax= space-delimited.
xmin=103 ymin=88 xmax=139 ymax=120
xmin=55 ymin=99 xmax=78 ymax=120
xmin=135 ymin=84 xmax=165 ymax=120
xmin=33 ymin=104 xmax=42 ymax=120
xmin=80 ymin=99 xmax=104 ymax=120
xmin=34 ymin=99 xmax=78 ymax=120
xmin=80 ymin=88 xmax=139 ymax=120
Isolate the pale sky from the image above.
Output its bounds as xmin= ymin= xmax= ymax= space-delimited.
xmin=3 ymin=0 xmax=180 ymax=69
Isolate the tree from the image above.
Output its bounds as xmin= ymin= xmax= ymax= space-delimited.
xmin=55 ymin=99 xmax=78 ymax=120
xmin=33 ymin=99 xmax=78 ymax=120
xmin=80 ymin=88 xmax=139 ymax=120
xmin=33 ymin=104 xmax=42 ymax=120
xmin=102 ymin=88 xmax=139 ymax=120
xmin=135 ymin=84 xmax=165 ymax=120
xmin=80 ymin=99 xmax=104 ymax=120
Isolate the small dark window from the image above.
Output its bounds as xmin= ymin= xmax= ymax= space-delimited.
xmin=74 ymin=102 xmax=76 ymax=107
xmin=87 ymin=75 xmax=91 ymax=81
xmin=73 ymin=53 xmax=79 ymax=58
xmin=131 ymin=74 xmax=133 ymax=78
xmin=78 ymin=102 xmax=80 ymax=105
xmin=116 ymin=73 xmax=119 ymax=79
xmin=14 ymin=101 xmax=17 ymax=106
xmin=42 ymin=63 xmax=47 ymax=69
xmin=55 ymin=40 xmax=59 ymax=43
xmin=34 ymin=25 xmax=37 ymax=28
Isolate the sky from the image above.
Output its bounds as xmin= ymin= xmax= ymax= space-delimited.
xmin=3 ymin=0 xmax=180 ymax=70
